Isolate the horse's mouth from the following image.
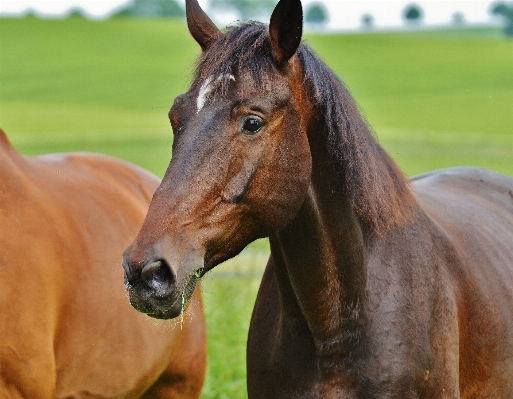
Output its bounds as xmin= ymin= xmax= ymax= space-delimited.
xmin=125 ymin=269 xmax=201 ymax=320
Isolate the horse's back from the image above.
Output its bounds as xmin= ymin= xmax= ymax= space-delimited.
xmin=412 ymin=167 xmax=513 ymax=397
xmin=0 ymin=132 xmax=206 ymax=398
xmin=412 ymin=166 xmax=513 ymax=306
xmin=412 ymin=166 xmax=513 ymax=210
xmin=412 ymin=166 xmax=513 ymax=270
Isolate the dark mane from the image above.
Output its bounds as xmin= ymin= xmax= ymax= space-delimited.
xmin=194 ymin=23 xmax=415 ymax=235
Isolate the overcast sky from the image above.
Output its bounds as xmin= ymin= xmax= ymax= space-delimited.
xmin=0 ymin=0 xmax=501 ymax=30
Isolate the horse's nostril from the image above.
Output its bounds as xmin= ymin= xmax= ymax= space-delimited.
xmin=141 ymin=260 xmax=174 ymax=297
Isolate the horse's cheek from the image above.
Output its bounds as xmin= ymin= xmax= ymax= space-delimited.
xmin=284 ymin=124 xmax=312 ymax=202
xmin=260 ymin=126 xmax=311 ymax=229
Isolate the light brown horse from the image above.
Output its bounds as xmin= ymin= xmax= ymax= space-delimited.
xmin=123 ymin=0 xmax=513 ymax=397
xmin=0 ymin=129 xmax=206 ymax=399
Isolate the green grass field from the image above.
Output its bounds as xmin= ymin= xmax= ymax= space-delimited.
xmin=1 ymin=17 xmax=512 ymax=399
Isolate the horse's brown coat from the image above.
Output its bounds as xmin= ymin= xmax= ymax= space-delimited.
xmin=0 ymin=130 xmax=206 ymax=399
xmin=123 ymin=0 xmax=513 ymax=397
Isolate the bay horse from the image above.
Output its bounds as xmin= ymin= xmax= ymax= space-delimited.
xmin=123 ymin=0 xmax=513 ymax=397
xmin=0 ymin=129 xmax=206 ymax=399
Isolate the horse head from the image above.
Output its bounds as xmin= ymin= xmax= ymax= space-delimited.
xmin=123 ymin=0 xmax=313 ymax=319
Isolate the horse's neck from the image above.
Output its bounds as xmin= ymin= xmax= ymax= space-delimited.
xmin=270 ymin=155 xmax=367 ymax=378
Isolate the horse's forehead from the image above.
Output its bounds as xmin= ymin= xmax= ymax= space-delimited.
xmin=196 ymin=74 xmax=235 ymax=113
xmin=194 ymin=72 xmax=286 ymax=113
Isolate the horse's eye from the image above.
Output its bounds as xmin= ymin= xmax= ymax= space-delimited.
xmin=242 ymin=117 xmax=263 ymax=134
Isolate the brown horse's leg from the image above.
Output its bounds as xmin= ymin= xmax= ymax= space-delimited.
xmin=142 ymin=289 xmax=207 ymax=399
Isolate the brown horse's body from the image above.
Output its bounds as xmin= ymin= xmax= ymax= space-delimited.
xmin=248 ymin=167 xmax=513 ymax=398
xmin=123 ymin=0 xmax=513 ymax=397
xmin=0 ymin=130 xmax=206 ymax=399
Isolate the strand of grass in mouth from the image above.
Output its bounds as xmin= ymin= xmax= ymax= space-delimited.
xmin=180 ymin=290 xmax=185 ymax=330
xmin=180 ymin=269 xmax=203 ymax=331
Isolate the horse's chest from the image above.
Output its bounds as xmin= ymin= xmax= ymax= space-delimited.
xmin=247 ymin=306 xmax=359 ymax=398
xmin=247 ymin=305 xmax=434 ymax=399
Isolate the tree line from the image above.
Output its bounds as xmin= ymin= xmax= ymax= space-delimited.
xmin=28 ymin=0 xmax=513 ymax=37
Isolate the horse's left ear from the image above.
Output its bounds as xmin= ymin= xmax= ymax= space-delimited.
xmin=269 ymin=0 xmax=303 ymax=67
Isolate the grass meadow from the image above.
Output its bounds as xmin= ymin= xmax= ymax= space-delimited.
xmin=1 ymin=17 xmax=512 ymax=399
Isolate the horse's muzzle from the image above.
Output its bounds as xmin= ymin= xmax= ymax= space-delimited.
xmin=122 ymin=256 xmax=177 ymax=316
xmin=122 ymin=251 xmax=201 ymax=320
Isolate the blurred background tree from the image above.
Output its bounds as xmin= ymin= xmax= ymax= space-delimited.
xmin=112 ymin=0 xmax=184 ymax=18
xmin=403 ymin=3 xmax=423 ymax=25
xmin=22 ymin=8 xmax=39 ymax=18
xmin=305 ymin=2 xmax=329 ymax=26
xmin=361 ymin=13 xmax=374 ymax=30
xmin=491 ymin=2 xmax=513 ymax=36
xmin=66 ymin=7 xmax=87 ymax=19
xmin=451 ymin=12 xmax=465 ymax=27
xmin=209 ymin=0 xmax=275 ymax=20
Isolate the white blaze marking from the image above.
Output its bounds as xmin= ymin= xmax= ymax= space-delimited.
xmin=196 ymin=74 xmax=235 ymax=113
xmin=196 ymin=76 xmax=213 ymax=113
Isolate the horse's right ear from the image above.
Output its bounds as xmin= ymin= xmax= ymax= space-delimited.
xmin=186 ymin=0 xmax=222 ymax=50
xmin=269 ymin=0 xmax=303 ymax=67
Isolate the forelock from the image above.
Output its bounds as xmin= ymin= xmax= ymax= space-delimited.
xmin=193 ymin=22 xmax=277 ymax=97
